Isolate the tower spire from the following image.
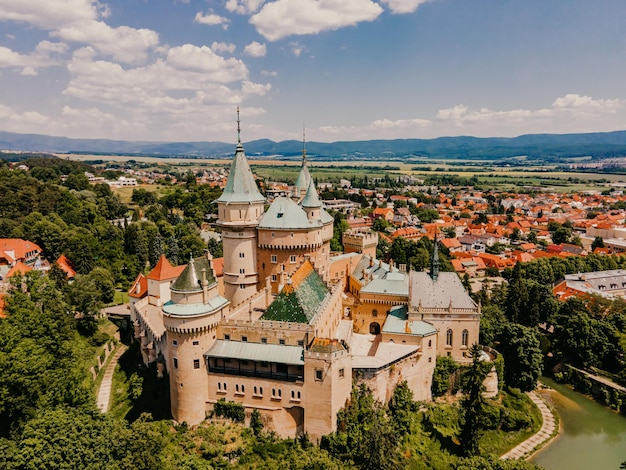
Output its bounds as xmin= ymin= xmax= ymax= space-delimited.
xmin=302 ymin=125 xmax=307 ymax=164
xmin=430 ymin=230 xmax=440 ymax=281
xmin=236 ymin=106 xmax=241 ymax=144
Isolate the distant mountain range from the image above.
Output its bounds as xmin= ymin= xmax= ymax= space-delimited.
xmin=2 ymin=129 xmax=626 ymax=162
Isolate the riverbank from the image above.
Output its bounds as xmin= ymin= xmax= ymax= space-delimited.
xmin=500 ymin=385 xmax=559 ymax=461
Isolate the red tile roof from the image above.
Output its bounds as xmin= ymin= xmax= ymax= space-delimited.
xmin=55 ymin=254 xmax=76 ymax=279
xmin=147 ymin=254 xmax=185 ymax=281
xmin=212 ymin=257 xmax=224 ymax=277
xmin=6 ymin=261 xmax=32 ymax=278
xmin=128 ymin=273 xmax=148 ymax=298
xmin=0 ymin=238 xmax=42 ymax=263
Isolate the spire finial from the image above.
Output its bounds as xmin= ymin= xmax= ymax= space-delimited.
xmin=302 ymin=124 xmax=307 ymax=164
xmin=430 ymin=229 xmax=440 ymax=281
xmin=236 ymin=106 xmax=241 ymax=144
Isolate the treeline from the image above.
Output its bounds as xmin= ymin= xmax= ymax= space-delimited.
xmin=476 ymin=254 xmax=626 ymax=394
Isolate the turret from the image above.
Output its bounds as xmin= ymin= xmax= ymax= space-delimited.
xmin=293 ymin=128 xmax=311 ymax=200
xmin=216 ymin=108 xmax=265 ymax=305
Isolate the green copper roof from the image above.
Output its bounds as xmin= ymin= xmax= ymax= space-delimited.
xmin=162 ymin=295 xmax=228 ymax=317
xmin=171 ymin=256 xmax=215 ymax=293
xmin=258 ymin=197 xmax=321 ymax=230
xmin=382 ymin=305 xmax=437 ymax=336
xmin=301 ymin=178 xmax=322 ymax=208
xmin=262 ymin=263 xmax=329 ymax=323
xmin=216 ymin=143 xmax=265 ymax=204
xmin=294 ymin=162 xmax=311 ymax=193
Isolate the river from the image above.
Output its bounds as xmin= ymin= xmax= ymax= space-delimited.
xmin=530 ymin=377 xmax=626 ymax=470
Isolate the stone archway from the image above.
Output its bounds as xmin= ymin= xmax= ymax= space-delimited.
xmin=369 ymin=322 xmax=381 ymax=335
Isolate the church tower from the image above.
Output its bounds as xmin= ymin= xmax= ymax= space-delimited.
xmin=216 ymin=108 xmax=266 ymax=306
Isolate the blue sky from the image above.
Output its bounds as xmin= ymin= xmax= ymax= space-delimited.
xmin=1 ymin=0 xmax=625 ymax=143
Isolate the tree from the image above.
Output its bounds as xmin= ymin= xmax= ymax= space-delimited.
xmin=460 ymin=344 xmax=487 ymax=456
xmin=551 ymin=226 xmax=571 ymax=245
xmin=387 ymin=381 xmax=418 ymax=434
xmin=250 ymin=408 xmax=263 ymax=436
xmin=498 ymin=324 xmax=543 ymax=391
xmin=505 ymin=263 xmax=528 ymax=324
xmin=591 ymin=236 xmax=605 ymax=251
xmin=207 ymin=237 xmax=223 ymax=258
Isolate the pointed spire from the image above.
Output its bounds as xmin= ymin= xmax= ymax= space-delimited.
xmin=301 ymin=177 xmax=321 ymax=208
xmin=236 ymin=105 xmax=241 ymax=144
xmin=302 ymin=125 xmax=307 ymax=164
xmin=294 ymin=127 xmax=311 ymax=196
xmin=430 ymin=231 xmax=440 ymax=281
xmin=171 ymin=255 xmax=201 ymax=292
xmin=216 ymin=107 xmax=265 ymax=204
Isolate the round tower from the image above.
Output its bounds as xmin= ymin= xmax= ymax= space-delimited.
xmin=164 ymin=255 xmax=229 ymax=425
xmin=216 ymin=108 xmax=266 ymax=306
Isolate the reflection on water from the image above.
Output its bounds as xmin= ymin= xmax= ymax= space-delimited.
xmin=531 ymin=377 xmax=626 ymax=469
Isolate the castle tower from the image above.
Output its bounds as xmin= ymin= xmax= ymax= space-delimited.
xmin=293 ymin=128 xmax=311 ymax=201
xmin=164 ymin=254 xmax=229 ymax=425
xmin=216 ymin=108 xmax=266 ymax=306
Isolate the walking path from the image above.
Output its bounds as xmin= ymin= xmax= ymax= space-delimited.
xmin=500 ymin=388 xmax=558 ymax=460
xmin=96 ymin=345 xmax=127 ymax=413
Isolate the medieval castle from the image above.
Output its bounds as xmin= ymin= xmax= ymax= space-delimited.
xmin=129 ymin=117 xmax=483 ymax=441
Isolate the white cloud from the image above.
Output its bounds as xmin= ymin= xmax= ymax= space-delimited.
xmin=244 ymin=41 xmax=266 ymax=57
xmin=261 ymin=69 xmax=277 ymax=77
xmin=241 ymin=80 xmax=271 ymax=96
xmin=371 ymin=117 xmax=430 ymax=129
xmin=0 ymin=40 xmax=68 ymax=74
xmin=289 ymin=41 xmax=306 ymax=57
xmin=250 ymin=0 xmax=383 ymax=41
xmin=225 ymin=0 xmax=265 ymax=14
xmin=166 ymin=44 xmax=248 ymax=81
xmin=212 ymin=41 xmax=236 ymax=54
xmin=194 ymin=11 xmax=230 ymax=29
xmin=552 ymin=93 xmax=621 ymax=110
xmin=0 ymin=103 xmax=49 ymax=132
xmin=380 ymin=0 xmax=430 ymax=14
xmin=53 ymin=21 xmax=159 ymax=64
xmin=0 ymin=0 xmax=99 ymax=29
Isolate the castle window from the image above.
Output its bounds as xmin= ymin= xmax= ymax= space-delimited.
xmin=372 ymin=309 xmax=378 ymax=317
xmin=298 ymin=391 xmax=301 ymax=399
xmin=224 ymin=334 xmax=230 ymax=340
xmin=240 ymin=268 xmax=245 ymax=274
xmin=172 ymin=339 xmax=178 ymax=346
xmin=260 ymin=387 xmax=263 ymax=395
xmin=272 ymin=232 xmax=275 ymax=238
xmin=223 ymin=383 xmax=227 ymax=390
xmin=428 ymin=340 xmax=432 ymax=348
xmin=428 ymin=357 xmax=432 ymax=363
xmin=241 ymin=385 xmax=245 ymax=392
xmin=279 ymin=339 xmax=286 ymax=345
xmin=339 ymin=368 xmax=345 ymax=379
xmin=254 ymin=386 xmax=257 ymax=394
xmin=271 ymin=274 xmax=277 ymax=282
xmin=297 ymin=340 xmax=304 ymax=347
xmin=462 ymin=329 xmax=469 ymax=346
xmin=193 ymin=340 xmax=199 ymax=346
xmin=271 ymin=254 xmax=277 ymax=263
xmin=173 ymin=358 xmax=178 ymax=369
xmin=218 ymin=383 xmax=221 ymax=390
xmin=290 ymin=255 xmax=296 ymax=263
xmin=291 ymin=232 xmax=294 ymax=237
xmin=241 ymin=336 xmax=248 ymax=342
xmin=236 ymin=384 xmax=239 ymax=392
xmin=278 ymin=389 xmax=282 ymax=397
xmin=261 ymin=337 xmax=267 ymax=344
xmin=315 ymin=369 xmax=323 ymax=381
xmin=291 ymin=390 xmax=294 ymax=399
xmin=240 ymin=284 xmax=245 ymax=289
xmin=446 ymin=329 xmax=453 ymax=346
xmin=193 ymin=359 xmax=200 ymax=369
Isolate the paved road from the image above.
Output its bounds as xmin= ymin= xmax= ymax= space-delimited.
xmin=500 ymin=389 xmax=557 ymax=461
xmin=96 ymin=345 xmax=128 ymax=413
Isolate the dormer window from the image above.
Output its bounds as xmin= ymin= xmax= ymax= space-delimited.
xmin=277 ymin=212 xmax=284 ymax=218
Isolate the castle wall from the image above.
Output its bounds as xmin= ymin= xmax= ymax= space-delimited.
xmin=356 ymin=350 xmax=435 ymax=403
xmin=418 ymin=310 xmax=480 ymax=363
xmin=303 ymin=349 xmax=352 ymax=442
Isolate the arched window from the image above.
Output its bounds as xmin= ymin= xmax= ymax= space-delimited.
xmin=372 ymin=309 xmax=378 ymax=317
xmin=369 ymin=322 xmax=381 ymax=335
xmin=446 ymin=329 xmax=453 ymax=346
xmin=462 ymin=329 xmax=469 ymax=346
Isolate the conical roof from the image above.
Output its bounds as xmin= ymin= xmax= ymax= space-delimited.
xmin=216 ymin=143 xmax=265 ymax=204
xmin=294 ymin=163 xmax=311 ymax=194
xmin=171 ymin=256 xmax=215 ymax=293
xmin=301 ymin=178 xmax=321 ymax=208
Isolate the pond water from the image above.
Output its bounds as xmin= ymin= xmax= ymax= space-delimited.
xmin=530 ymin=377 xmax=626 ymax=470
